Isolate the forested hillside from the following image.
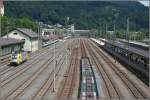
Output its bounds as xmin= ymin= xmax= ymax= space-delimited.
xmin=2 ymin=1 xmax=149 ymax=37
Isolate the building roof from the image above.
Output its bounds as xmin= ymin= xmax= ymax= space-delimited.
xmin=105 ymin=40 xmax=149 ymax=59
xmin=74 ymin=30 xmax=90 ymax=33
xmin=16 ymin=28 xmax=38 ymax=38
xmin=0 ymin=37 xmax=24 ymax=47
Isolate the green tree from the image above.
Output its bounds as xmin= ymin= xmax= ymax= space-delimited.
xmin=0 ymin=16 xmax=38 ymax=36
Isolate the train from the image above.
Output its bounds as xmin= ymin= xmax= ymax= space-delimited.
xmin=10 ymin=51 xmax=30 ymax=65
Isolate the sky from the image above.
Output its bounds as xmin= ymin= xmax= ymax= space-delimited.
xmin=139 ymin=1 xmax=149 ymax=7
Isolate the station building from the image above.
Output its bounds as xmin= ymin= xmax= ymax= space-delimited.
xmin=0 ymin=37 xmax=24 ymax=56
xmin=3 ymin=28 xmax=39 ymax=52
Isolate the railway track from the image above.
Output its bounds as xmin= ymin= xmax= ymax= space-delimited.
xmin=0 ymin=40 xmax=72 ymax=86
xmin=0 ymin=39 xmax=75 ymax=99
xmin=88 ymin=39 xmax=150 ymax=99
xmin=30 ymin=40 xmax=72 ymax=99
xmin=0 ymin=67 xmax=13 ymax=75
xmin=79 ymin=40 xmax=99 ymax=99
xmin=0 ymin=45 xmax=67 ymax=100
xmin=32 ymin=52 xmax=67 ymax=100
xmin=0 ymin=48 xmax=62 ymax=87
xmin=80 ymin=38 xmax=121 ymax=99
xmin=0 ymin=45 xmax=49 ymax=72
xmin=0 ymin=42 xmax=62 ymax=75
xmin=80 ymin=39 xmax=86 ymax=57
xmin=57 ymin=39 xmax=80 ymax=99
xmin=1 ymin=38 xmax=149 ymax=100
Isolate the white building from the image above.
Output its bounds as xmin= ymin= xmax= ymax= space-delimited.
xmin=0 ymin=0 xmax=4 ymax=16
xmin=71 ymin=24 xmax=75 ymax=33
xmin=42 ymin=28 xmax=55 ymax=37
xmin=3 ymin=28 xmax=39 ymax=52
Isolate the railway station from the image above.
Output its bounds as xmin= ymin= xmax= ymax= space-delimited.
xmin=1 ymin=37 xmax=150 ymax=100
xmin=0 ymin=1 xmax=150 ymax=100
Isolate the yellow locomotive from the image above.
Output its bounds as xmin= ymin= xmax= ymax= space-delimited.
xmin=10 ymin=51 xmax=30 ymax=65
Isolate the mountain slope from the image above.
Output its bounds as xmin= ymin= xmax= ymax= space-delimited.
xmin=4 ymin=1 xmax=149 ymax=31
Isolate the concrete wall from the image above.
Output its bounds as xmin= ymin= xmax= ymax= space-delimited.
xmin=31 ymin=39 xmax=39 ymax=52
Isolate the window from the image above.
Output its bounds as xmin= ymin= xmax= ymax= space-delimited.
xmin=14 ymin=33 xmax=18 ymax=35
xmin=2 ymin=46 xmax=11 ymax=55
xmin=22 ymin=39 xmax=25 ymax=41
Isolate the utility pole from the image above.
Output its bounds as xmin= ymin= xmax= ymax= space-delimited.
xmin=126 ymin=17 xmax=130 ymax=49
xmin=99 ymin=24 xmax=101 ymax=38
xmin=105 ymin=24 xmax=108 ymax=39
xmin=113 ymin=24 xmax=117 ymax=63
xmin=53 ymin=25 xmax=56 ymax=92
xmin=113 ymin=24 xmax=116 ymax=44
xmin=66 ymin=16 xmax=69 ymax=36
xmin=53 ymin=60 xmax=57 ymax=92
xmin=95 ymin=30 xmax=96 ymax=38
xmin=7 ymin=20 xmax=9 ymax=40
xmin=38 ymin=22 xmax=42 ymax=51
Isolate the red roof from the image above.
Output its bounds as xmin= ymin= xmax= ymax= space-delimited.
xmin=49 ymin=34 xmax=64 ymax=40
xmin=49 ymin=34 xmax=59 ymax=40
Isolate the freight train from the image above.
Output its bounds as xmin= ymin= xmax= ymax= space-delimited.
xmin=10 ymin=51 xmax=30 ymax=65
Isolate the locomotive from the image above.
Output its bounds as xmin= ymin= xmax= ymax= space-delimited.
xmin=10 ymin=51 xmax=30 ymax=65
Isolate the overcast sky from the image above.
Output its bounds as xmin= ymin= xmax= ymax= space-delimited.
xmin=139 ymin=1 xmax=149 ymax=7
